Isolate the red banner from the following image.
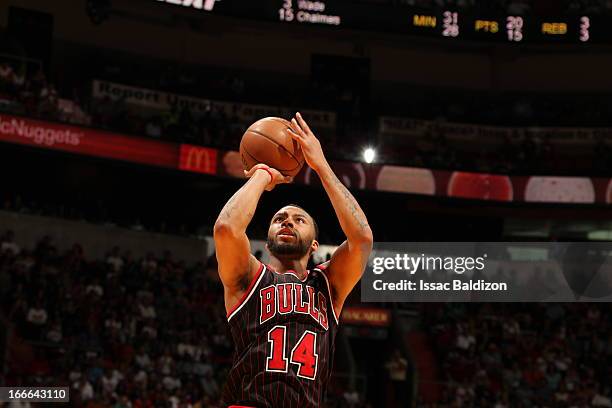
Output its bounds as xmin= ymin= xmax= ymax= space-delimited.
xmin=216 ymin=149 xmax=612 ymax=205
xmin=0 ymin=114 xmax=178 ymax=168
xmin=342 ymin=308 xmax=391 ymax=327
xmin=1 ymin=114 xmax=610 ymax=206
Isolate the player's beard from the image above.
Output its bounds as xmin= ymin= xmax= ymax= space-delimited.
xmin=267 ymin=233 xmax=311 ymax=258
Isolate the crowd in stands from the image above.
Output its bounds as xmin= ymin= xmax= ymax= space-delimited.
xmin=0 ymin=229 xmax=368 ymax=408
xmin=384 ymin=87 xmax=612 ymax=128
xmin=0 ymin=61 xmax=90 ymax=126
xmin=2 ymin=50 xmax=612 ymax=175
xmin=0 ymin=229 xmax=230 ymax=407
xmin=378 ymin=128 xmax=612 ymax=175
xmin=421 ymin=303 xmax=612 ymax=407
xmin=90 ymin=93 xmax=239 ymax=150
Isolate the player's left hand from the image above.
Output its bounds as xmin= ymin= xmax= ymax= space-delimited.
xmin=288 ymin=112 xmax=328 ymax=173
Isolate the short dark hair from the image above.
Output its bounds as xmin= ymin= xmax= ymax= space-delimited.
xmin=283 ymin=204 xmax=318 ymax=240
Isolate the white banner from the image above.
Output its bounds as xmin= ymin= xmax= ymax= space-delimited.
xmin=93 ymin=80 xmax=336 ymax=129
xmin=379 ymin=116 xmax=611 ymax=144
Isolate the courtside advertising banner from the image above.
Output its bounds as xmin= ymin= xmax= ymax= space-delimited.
xmin=362 ymin=242 xmax=612 ymax=302
xmin=1 ymin=114 xmax=611 ymax=205
xmin=0 ymin=114 xmax=178 ymax=168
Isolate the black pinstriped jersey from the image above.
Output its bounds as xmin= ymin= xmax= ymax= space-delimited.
xmin=221 ymin=262 xmax=339 ymax=408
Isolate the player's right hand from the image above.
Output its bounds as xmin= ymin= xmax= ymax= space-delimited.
xmin=244 ymin=164 xmax=293 ymax=191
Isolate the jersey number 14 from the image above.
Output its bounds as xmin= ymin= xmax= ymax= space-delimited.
xmin=266 ymin=325 xmax=319 ymax=380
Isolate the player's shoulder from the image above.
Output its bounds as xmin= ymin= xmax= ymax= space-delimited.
xmin=310 ymin=261 xmax=331 ymax=284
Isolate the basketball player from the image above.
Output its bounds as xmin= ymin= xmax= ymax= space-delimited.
xmin=214 ymin=113 xmax=373 ymax=408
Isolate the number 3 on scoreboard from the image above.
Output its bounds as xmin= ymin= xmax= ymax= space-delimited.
xmin=266 ymin=325 xmax=319 ymax=380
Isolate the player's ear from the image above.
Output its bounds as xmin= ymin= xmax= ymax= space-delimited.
xmin=310 ymin=239 xmax=319 ymax=254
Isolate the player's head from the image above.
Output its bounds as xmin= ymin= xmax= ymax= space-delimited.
xmin=266 ymin=204 xmax=319 ymax=259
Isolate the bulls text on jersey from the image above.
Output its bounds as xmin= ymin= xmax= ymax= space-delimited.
xmin=259 ymin=283 xmax=329 ymax=330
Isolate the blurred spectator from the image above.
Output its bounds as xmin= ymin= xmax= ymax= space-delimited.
xmin=385 ymin=349 xmax=408 ymax=406
xmin=200 ymin=371 xmax=219 ymax=398
xmin=145 ymin=116 xmax=163 ymax=138
xmin=46 ymin=321 xmax=63 ymax=343
xmin=1 ymin=230 xmax=20 ymax=255
xmin=38 ymin=82 xmax=59 ymax=118
xmin=73 ymin=377 xmax=94 ymax=402
xmin=106 ymin=246 xmax=124 ymax=272
xmin=0 ymin=62 xmax=15 ymax=92
xmin=343 ymin=386 xmax=362 ymax=408
xmin=26 ymin=300 xmax=48 ymax=339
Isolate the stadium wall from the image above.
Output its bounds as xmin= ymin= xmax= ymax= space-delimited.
xmin=0 ymin=210 xmax=208 ymax=264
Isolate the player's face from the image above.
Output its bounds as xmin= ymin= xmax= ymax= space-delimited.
xmin=267 ymin=206 xmax=316 ymax=258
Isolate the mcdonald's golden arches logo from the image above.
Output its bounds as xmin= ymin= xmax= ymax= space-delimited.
xmin=179 ymin=144 xmax=218 ymax=174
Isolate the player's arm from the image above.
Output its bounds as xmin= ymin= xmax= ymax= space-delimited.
xmin=214 ymin=165 xmax=291 ymax=312
xmin=289 ymin=113 xmax=373 ymax=311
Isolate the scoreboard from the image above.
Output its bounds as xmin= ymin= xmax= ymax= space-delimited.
xmin=406 ymin=13 xmax=595 ymax=43
xmin=154 ymin=0 xmax=608 ymax=44
xmin=406 ymin=12 xmax=595 ymax=43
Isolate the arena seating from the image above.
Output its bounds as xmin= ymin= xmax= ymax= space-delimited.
xmin=416 ymin=303 xmax=612 ymax=407
xmin=1 ymin=52 xmax=612 ymax=175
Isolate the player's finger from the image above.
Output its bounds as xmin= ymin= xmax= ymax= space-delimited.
xmin=291 ymin=118 xmax=306 ymax=137
xmin=287 ymin=127 xmax=304 ymax=142
xmin=289 ymin=118 xmax=301 ymax=133
xmin=296 ymin=112 xmax=312 ymax=135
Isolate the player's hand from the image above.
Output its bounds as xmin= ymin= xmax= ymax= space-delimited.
xmin=288 ymin=112 xmax=328 ymax=173
xmin=244 ymin=164 xmax=293 ymax=191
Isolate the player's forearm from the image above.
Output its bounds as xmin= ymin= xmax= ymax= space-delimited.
xmin=316 ymin=162 xmax=373 ymax=244
xmin=214 ymin=170 xmax=269 ymax=233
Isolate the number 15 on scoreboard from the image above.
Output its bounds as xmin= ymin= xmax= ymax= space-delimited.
xmin=279 ymin=0 xmax=294 ymax=22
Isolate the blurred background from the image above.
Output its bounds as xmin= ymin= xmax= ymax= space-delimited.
xmin=0 ymin=0 xmax=611 ymax=407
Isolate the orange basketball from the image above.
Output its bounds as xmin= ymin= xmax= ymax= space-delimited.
xmin=239 ymin=117 xmax=304 ymax=177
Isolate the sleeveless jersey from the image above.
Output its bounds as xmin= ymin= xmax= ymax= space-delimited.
xmin=221 ymin=262 xmax=339 ymax=408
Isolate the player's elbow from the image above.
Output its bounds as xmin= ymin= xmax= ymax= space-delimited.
xmin=353 ymin=227 xmax=374 ymax=251
xmin=213 ymin=220 xmax=237 ymax=240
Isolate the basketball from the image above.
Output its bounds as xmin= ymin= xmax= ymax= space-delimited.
xmin=239 ymin=117 xmax=304 ymax=177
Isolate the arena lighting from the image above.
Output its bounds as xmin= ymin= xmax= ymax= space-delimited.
xmin=363 ymin=147 xmax=376 ymax=164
